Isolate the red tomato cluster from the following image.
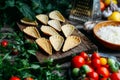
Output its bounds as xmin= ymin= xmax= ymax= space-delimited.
xmin=9 ymin=76 xmax=33 ymax=80
xmin=71 ymin=51 xmax=120 ymax=80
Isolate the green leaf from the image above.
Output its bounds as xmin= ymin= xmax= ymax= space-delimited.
xmin=16 ymin=1 xmax=35 ymax=20
xmin=27 ymin=50 xmax=36 ymax=56
xmin=2 ymin=52 xmax=11 ymax=60
xmin=46 ymin=4 xmax=52 ymax=11
xmin=31 ymin=64 xmax=40 ymax=69
xmin=5 ymin=0 xmax=15 ymax=7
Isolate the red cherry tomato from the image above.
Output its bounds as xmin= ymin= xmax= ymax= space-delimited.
xmin=9 ymin=76 xmax=20 ymax=80
xmin=110 ymin=72 xmax=120 ymax=80
xmin=91 ymin=58 xmax=101 ymax=68
xmin=84 ymin=77 xmax=89 ymax=80
xmin=85 ymin=59 xmax=92 ymax=67
xmin=79 ymin=51 xmax=88 ymax=60
xmin=24 ymin=77 xmax=33 ymax=80
xmin=102 ymin=64 xmax=109 ymax=69
xmin=87 ymin=71 xmax=99 ymax=80
xmin=100 ymin=78 xmax=108 ymax=80
xmin=97 ymin=67 xmax=110 ymax=78
xmin=91 ymin=52 xmax=100 ymax=59
xmin=71 ymin=56 xmax=85 ymax=68
xmin=1 ymin=40 xmax=8 ymax=47
xmin=11 ymin=48 xmax=19 ymax=55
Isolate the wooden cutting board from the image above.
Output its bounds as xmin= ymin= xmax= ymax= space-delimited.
xmin=17 ymin=23 xmax=98 ymax=65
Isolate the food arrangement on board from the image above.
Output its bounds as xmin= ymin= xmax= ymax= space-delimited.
xmin=20 ymin=10 xmax=81 ymax=56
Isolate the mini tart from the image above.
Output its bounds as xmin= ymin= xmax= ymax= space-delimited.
xmin=36 ymin=38 xmax=52 ymax=55
xmin=62 ymin=36 xmax=81 ymax=52
xmin=20 ymin=18 xmax=38 ymax=26
xmin=36 ymin=14 xmax=48 ymax=25
xmin=61 ymin=24 xmax=75 ymax=37
xmin=23 ymin=26 xmax=40 ymax=38
xmin=40 ymin=25 xmax=59 ymax=36
xmin=48 ymin=20 xmax=62 ymax=31
xmin=49 ymin=35 xmax=64 ymax=51
xmin=49 ymin=10 xmax=65 ymax=22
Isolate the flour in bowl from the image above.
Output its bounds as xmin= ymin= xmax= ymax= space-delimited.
xmin=96 ymin=26 xmax=120 ymax=44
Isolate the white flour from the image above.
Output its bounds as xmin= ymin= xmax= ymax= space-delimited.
xmin=96 ymin=26 xmax=120 ymax=44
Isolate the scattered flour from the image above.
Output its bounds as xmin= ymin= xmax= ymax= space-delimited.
xmin=96 ymin=26 xmax=120 ymax=44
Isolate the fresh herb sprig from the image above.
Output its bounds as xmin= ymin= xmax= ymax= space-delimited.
xmin=0 ymin=32 xmax=66 ymax=80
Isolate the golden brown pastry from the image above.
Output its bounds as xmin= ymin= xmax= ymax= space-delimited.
xmin=21 ymin=18 xmax=38 ymax=26
xmin=36 ymin=38 xmax=52 ymax=55
xmin=23 ymin=26 xmax=40 ymax=38
xmin=48 ymin=20 xmax=62 ymax=31
xmin=61 ymin=24 xmax=75 ymax=37
xmin=36 ymin=14 xmax=48 ymax=25
xmin=40 ymin=25 xmax=59 ymax=36
xmin=49 ymin=10 xmax=65 ymax=22
xmin=49 ymin=35 xmax=64 ymax=51
xmin=62 ymin=36 xmax=81 ymax=52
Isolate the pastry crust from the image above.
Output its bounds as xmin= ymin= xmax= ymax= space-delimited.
xmin=23 ymin=26 xmax=40 ymax=38
xmin=21 ymin=18 xmax=38 ymax=26
xmin=48 ymin=20 xmax=62 ymax=31
xmin=40 ymin=25 xmax=59 ymax=36
xmin=62 ymin=36 xmax=81 ymax=52
xmin=36 ymin=38 xmax=52 ymax=55
xmin=49 ymin=35 xmax=64 ymax=51
xmin=49 ymin=10 xmax=65 ymax=22
xmin=36 ymin=14 xmax=48 ymax=25
xmin=61 ymin=24 xmax=75 ymax=37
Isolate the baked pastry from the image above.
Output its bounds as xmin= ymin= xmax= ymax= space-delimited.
xmin=49 ymin=10 xmax=65 ymax=22
xmin=61 ymin=24 xmax=75 ymax=37
xmin=36 ymin=14 xmax=48 ymax=25
xmin=40 ymin=25 xmax=59 ymax=36
xmin=23 ymin=26 xmax=40 ymax=38
xmin=36 ymin=38 xmax=52 ymax=55
xmin=48 ymin=20 xmax=62 ymax=31
xmin=21 ymin=18 xmax=38 ymax=26
xmin=49 ymin=35 xmax=64 ymax=51
xmin=62 ymin=36 xmax=81 ymax=52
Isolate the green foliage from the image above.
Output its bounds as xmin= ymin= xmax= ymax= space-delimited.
xmin=0 ymin=0 xmax=72 ymax=27
xmin=0 ymin=32 xmax=66 ymax=80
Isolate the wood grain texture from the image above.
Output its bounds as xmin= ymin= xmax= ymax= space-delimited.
xmin=17 ymin=23 xmax=98 ymax=64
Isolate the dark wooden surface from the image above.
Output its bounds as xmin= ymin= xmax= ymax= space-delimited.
xmin=17 ymin=23 xmax=98 ymax=65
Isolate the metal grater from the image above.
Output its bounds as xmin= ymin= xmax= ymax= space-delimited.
xmin=69 ymin=0 xmax=101 ymax=24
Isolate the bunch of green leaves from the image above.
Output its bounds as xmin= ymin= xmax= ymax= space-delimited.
xmin=0 ymin=0 xmax=72 ymax=28
xmin=0 ymin=32 xmax=66 ymax=80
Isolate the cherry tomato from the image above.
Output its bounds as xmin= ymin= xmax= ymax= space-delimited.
xmin=110 ymin=72 xmax=120 ymax=80
xmin=91 ymin=58 xmax=101 ymax=68
xmin=71 ymin=56 xmax=85 ymax=68
xmin=84 ymin=77 xmax=89 ymax=80
xmin=85 ymin=59 xmax=92 ymax=67
xmin=100 ymin=78 xmax=108 ymax=80
xmin=97 ymin=67 xmax=110 ymax=78
xmin=79 ymin=51 xmax=88 ymax=60
xmin=1 ymin=40 xmax=8 ymax=47
xmin=100 ymin=57 xmax=107 ymax=65
xmin=102 ymin=64 xmax=109 ymax=69
xmin=24 ymin=77 xmax=33 ymax=80
xmin=72 ymin=68 xmax=80 ymax=76
xmin=9 ymin=76 xmax=20 ymax=80
xmin=100 ymin=1 xmax=106 ymax=11
xmin=87 ymin=71 xmax=99 ymax=80
xmin=11 ymin=48 xmax=19 ymax=55
xmin=91 ymin=52 xmax=100 ymax=59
